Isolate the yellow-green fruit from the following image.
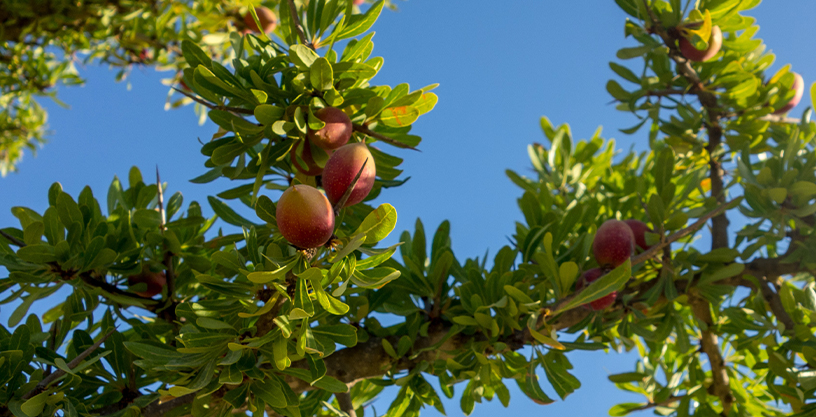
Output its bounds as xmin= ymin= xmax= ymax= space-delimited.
xmin=276 ymin=185 xmax=335 ymax=248
xmin=322 ymin=143 xmax=376 ymax=207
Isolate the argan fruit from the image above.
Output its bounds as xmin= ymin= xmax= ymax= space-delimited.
xmin=773 ymin=72 xmax=804 ymax=115
xmin=577 ymin=268 xmax=616 ymax=311
xmin=290 ymin=139 xmax=324 ymax=176
xmin=592 ymin=219 xmax=635 ymax=268
xmin=307 ymin=107 xmax=353 ymax=151
xmin=276 ymin=185 xmax=335 ymax=248
xmin=243 ymin=6 xmax=277 ymax=34
xmin=679 ymin=25 xmax=722 ymax=62
xmin=322 ymin=143 xmax=376 ymax=208
xmin=128 ymin=270 xmax=167 ymax=298
xmin=624 ymin=219 xmax=653 ymax=251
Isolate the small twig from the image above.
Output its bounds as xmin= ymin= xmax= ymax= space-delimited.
xmin=630 ymin=396 xmax=685 ymax=412
xmin=139 ymin=393 xmax=196 ymax=417
xmin=759 ymin=114 xmax=801 ymax=124
xmin=22 ymin=329 xmax=116 ymax=400
xmin=286 ymin=0 xmax=312 ymax=49
xmin=172 ymin=88 xmax=255 ymax=115
xmin=333 ymin=158 xmax=368 ymax=216
xmin=352 ymin=124 xmax=419 ymax=151
xmin=631 ymin=199 xmax=734 ymax=265
xmin=156 ymin=166 xmax=166 ymax=231
xmin=0 ymin=229 xmax=26 ymax=247
xmin=336 ymin=392 xmax=357 ymax=417
xmin=645 ymin=89 xmax=689 ymax=97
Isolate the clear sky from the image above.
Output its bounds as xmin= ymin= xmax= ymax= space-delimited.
xmin=2 ymin=1 xmax=815 ymax=415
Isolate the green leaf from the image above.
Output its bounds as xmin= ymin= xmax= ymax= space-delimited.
xmin=247 ymin=259 xmax=297 ymax=284
xmin=311 ymin=324 xmax=357 ymax=347
xmin=379 ymin=106 xmax=420 ymax=128
xmin=609 ymin=62 xmax=641 ymax=83
xmin=196 ymin=317 xmax=236 ymax=331
xmin=292 ymin=277 xmax=315 ymax=319
xmin=616 ymin=45 xmax=652 ymax=60
xmin=351 ymin=267 xmax=400 ymax=289
xmin=16 ymin=244 xmax=56 ymax=263
xmin=333 ymin=1 xmax=384 ymax=40
xmin=209 ymin=110 xmax=264 ymax=135
xmin=181 ymin=40 xmax=212 ymax=70
xmin=21 ymin=392 xmax=48 ymax=417
xmin=767 ymin=187 xmax=787 ymax=204
xmin=310 ymin=57 xmax=334 ymax=91
xmin=789 ymin=181 xmax=816 ymax=198
xmin=289 ymin=45 xmax=320 ymax=70
xmin=355 ymin=203 xmax=397 ymax=244
xmin=255 ymin=195 xmax=276 ymax=224
xmin=555 ymin=260 xmax=631 ymax=313
xmin=254 ymin=105 xmax=285 ymax=125
xmin=208 ymin=196 xmax=260 ymax=228
xmin=653 ymin=147 xmax=675 ymax=195
xmin=57 ymin=192 xmax=83 ymax=229
xmin=252 ymin=378 xmax=287 ymax=408
xmin=609 ymin=403 xmax=649 ymax=416
xmin=606 ymin=80 xmax=631 ymax=101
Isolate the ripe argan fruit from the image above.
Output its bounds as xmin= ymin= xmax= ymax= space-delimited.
xmin=773 ymin=72 xmax=804 ymax=115
xmin=307 ymin=107 xmax=353 ymax=151
xmin=624 ymin=219 xmax=653 ymax=251
xmin=322 ymin=143 xmax=376 ymax=207
xmin=679 ymin=25 xmax=722 ymax=62
xmin=276 ymin=185 xmax=335 ymax=248
xmin=243 ymin=6 xmax=277 ymax=34
xmin=290 ymin=139 xmax=324 ymax=176
xmin=577 ymin=268 xmax=616 ymax=310
xmin=592 ymin=219 xmax=635 ymax=268
xmin=128 ymin=270 xmax=167 ymax=298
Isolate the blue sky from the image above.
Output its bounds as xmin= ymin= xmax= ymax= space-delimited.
xmin=2 ymin=0 xmax=815 ymax=415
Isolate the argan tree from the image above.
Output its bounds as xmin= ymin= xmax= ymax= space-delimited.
xmin=1 ymin=1 xmax=815 ymax=416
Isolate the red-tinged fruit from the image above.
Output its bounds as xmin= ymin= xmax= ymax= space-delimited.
xmin=577 ymin=268 xmax=616 ymax=310
xmin=624 ymin=219 xmax=653 ymax=251
xmin=592 ymin=219 xmax=635 ymax=268
xmin=679 ymin=25 xmax=722 ymax=62
xmin=276 ymin=185 xmax=335 ymax=248
xmin=773 ymin=72 xmax=804 ymax=115
xmin=290 ymin=140 xmax=324 ymax=176
xmin=128 ymin=270 xmax=167 ymax=298
xmin=353 ymin=0 xmax=365 ymax=4
xmin=243 ymin=6 xmax=277 ymax=34
xmin=307 ymin=107 xmax=353 ymax=150
xmin=322 ymin=143 xmax=376 ymax=207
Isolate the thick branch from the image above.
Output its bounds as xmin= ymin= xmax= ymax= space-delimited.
xmin=336 ymin=392 xmax=357 ymax=417
xmin=642 ymin=2 xmax=732 ymax=412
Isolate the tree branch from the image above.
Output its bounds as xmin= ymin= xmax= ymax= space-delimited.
xmin=645 ymin=89 xmax=689 ymax=97
xmin=22 ymin=329 xmax=115 ymax=400
xmin=0 ymin=229 xmax=26 ymax=247
xmin=286 ymin=0 xmax=312 ymax=49
xmin=641 ymin=2 xmax=732 ymax=412
xmin=352 ymin=123 xmax=419 ymax=150
xmin=336 ymin=392 xmax=357 ymax=417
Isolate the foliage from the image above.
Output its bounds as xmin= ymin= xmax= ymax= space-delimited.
xmin=1 ymin=1 xmax=816 ymax=417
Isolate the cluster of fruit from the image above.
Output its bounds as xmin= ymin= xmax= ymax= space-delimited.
xmin=680 ymin=24 xmax=804 ymax=114
xmin=277 ymin=107 xmax=376 ymax=249
xmin=578 ymin=219 xmax=652 ymax=310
